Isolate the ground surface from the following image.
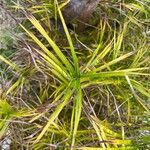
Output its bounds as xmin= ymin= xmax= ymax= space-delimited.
xmin=0 ymin=2 xmax=16 ymax=49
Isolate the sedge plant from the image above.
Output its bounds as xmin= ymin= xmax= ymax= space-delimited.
xmin=0 ymin=0 xmax=149 ymax=149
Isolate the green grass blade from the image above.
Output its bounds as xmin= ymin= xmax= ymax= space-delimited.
xmin=56 ymin=1 xmax=79 ymax=74
xmin=6 ymin=78 xmax=23 ymax=95
xmin=0 ymin=55 xmax=20 ymax=72
xmin=113 ymin=22 xmax=127 ymax=59
xmin=94 ymin=51 xmax=136 ymax=72
xmin=91 ymin=120 xmax=107 ymax=148
xmin=84 ymin=41 xmax=113 ymax=71
xmin=35 ymin=88 xmax=74 ymax=142
xmin=125 ymin=75 xmax=149 ymax=111
xmin=131 ymin=80 xmax=150 ymax=98
xmin=20 ymin=25 xmax=70 ymax=77
xmin=71 ymin=80 xmax=82 ymax=147
xmin=81 ymin=67 xmax=149 ymax=82
xmin=24 ymin=16 xmax=74 ymax=74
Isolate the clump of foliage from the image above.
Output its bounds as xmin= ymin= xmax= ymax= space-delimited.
xmin=0 ymin=0 xmax=150 ymax=149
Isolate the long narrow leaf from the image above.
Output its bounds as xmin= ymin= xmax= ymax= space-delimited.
xmin=56 ymin=1 xmax=79 ymax=74
xmin=71 ymin=80 xmax=82 ymax=147
xmin=35 ymin=88 xmax=74 ymax=142
xmin=20 ymin=25 xmax=70 ymax=77
xmin=0 ymin=55 xmax=20 ymax=72
xmin=94 ymin=51 xmax=136 ymax=72
xmin=24 ymin=16 xmax=74 ymax=73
